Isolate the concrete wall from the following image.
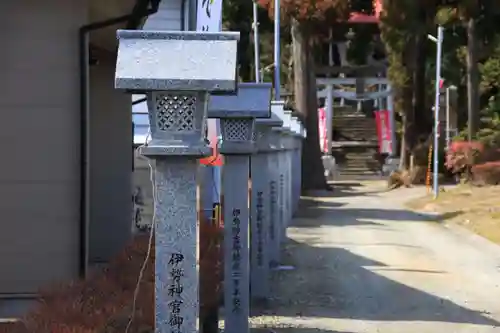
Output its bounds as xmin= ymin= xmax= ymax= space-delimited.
xmin=0 ymin=0 xmax=87 ymax=294
xmin=89 ymin=0 xmax=186 ymax=262
xmin=132 ymin=155 xmax=155 ymax=232
xmin=88 ymin=60 xmax=133 ymax=263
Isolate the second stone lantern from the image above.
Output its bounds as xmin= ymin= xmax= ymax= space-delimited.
xmin=208 ymin=82 xmax=273 ymax=333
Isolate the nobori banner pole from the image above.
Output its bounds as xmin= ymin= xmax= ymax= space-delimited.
xmin=433 ymin=26 xmax=444 ymax=199
xmin=251 ymin=112 xmax=282 ymax=300
xmin=208 ymin=82 xmax=272 ymax=333
xmin=115 ymin=30 xmax=240 ymax=333
xmin=446 ymin=86 xmax=451 ymax=151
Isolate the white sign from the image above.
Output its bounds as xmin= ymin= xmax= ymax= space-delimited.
xmin=197 ymin=0 xmax=224 ymax=204
xmin=196 ymin=0 xmax=224 ymax=32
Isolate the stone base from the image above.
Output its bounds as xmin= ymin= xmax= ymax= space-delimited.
xmin=322 ymin=155 xmax=337 ymax=180
xmin=382 ymin=157 xmax=400 ymax=175
xmin=139 ymin=143 xmax=212 ymax=157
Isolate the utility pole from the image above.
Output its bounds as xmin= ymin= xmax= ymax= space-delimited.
xmin=428 ymin=26 xmax=444 ymax=199
xmin=252 ymin=1 xmax=261 ymax=82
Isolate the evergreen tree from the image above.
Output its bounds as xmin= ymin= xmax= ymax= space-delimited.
xmin=379 ymin=0 xmax=438 ymax=169
xmin=257 ymin=0 xmax=372 ymax=190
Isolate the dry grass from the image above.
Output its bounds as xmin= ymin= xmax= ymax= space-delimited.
xmin=0 ymin=213 xmax=222 ymax=333
xmin=406 ymin=185 xmax=500 ymax=244
xmin=0 ymin=321 xmax=21 ymax=333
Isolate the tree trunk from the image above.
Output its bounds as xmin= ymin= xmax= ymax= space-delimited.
xmin=413 ymin=32 xmax=431 ymax=136
xmin=400 ymin=38 xmax=417 ymax=170
xmin=291 ymin=18 xmax=327 ymax=191
xmin=466 ymin=16 xmax=480 ymax=140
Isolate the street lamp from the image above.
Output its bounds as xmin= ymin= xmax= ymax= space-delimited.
xmin=428 ymin=26 xmax=444 ymax=199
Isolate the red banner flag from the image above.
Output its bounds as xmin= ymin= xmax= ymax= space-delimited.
xmin=374 ymin=110 xmax=392 ymax=155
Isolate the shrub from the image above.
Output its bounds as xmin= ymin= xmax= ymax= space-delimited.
xmin=472 ymin=161 xmax=500 ymax=185
xmin=481 ymin=147 xmax=500 ymax=163
xmin=14 ymin=219 xmax=224 ymax=333
xmin=17 ymin=234 xmax=155 ymax=333
xmin=445 ymin=141 xmax=485 ymax=181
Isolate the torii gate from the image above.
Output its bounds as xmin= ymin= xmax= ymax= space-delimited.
xmin=315 ymin=0 xmax=396 ymax=157
xmin=316 ymin=77 xmax=396 ymax=156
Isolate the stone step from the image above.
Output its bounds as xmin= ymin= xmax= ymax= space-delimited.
xmin=334 ymin=154 xmax=377 ymax=158
xmin=342 ymin=166 xmax=380 ymax=171
xmin=331 ymin=141 xmax=379 ymax=148
xmin=334 ymin=126 xmax=376 ymax=131
xmin=338 ymin=166 xmax=380 ymax=172
xmin=336 ymin=132 xmax=376 ymax=137
xmin=341 ymin=159 xmax=379 ymax=163
xmin=342 ymin=167 xmax=380 ymax=172
xmin=335 ymin=174 xmax=383 ymax=180
xmin=334 ymin=120 xmax=375 ymax=126
xmin=344 ymin=155 xmax=378 ymax=160
xmin=336 ymin=128 xmax=376 ymax=132
xmin=336 ymin=134 xmax=378 ymax=138
xmin=337 ymin=129 xmax=377 ymax=134
xmin=338 ymin=125 xmax=376 ymax=129
xmin=334 ymin=114 xmax=374 ymax=119
xmin=334 ymin=117 xmax=373 ymax=120
xmin=336 ymin=138 xmax=378 ymax=142
xmin=334 ymin=107 xmax=361 ymax=113
xmin=338 ymin=171 xmax=380 ymax=175
xmin=344 ymin=161 xmax=379 ymax=165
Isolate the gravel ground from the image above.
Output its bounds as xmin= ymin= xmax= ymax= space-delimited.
xmin=248 ymin=182 xmax=500 ymax=333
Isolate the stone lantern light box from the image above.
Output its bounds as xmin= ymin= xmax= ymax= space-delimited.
xmin=114 ymin=30 xmax=240 ymax=157
xmin=208 ymin=82 xmax=273 ymax=154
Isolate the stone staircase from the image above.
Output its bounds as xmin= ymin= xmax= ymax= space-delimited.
xmin=331 ymin=106 xmax=382 ymax=178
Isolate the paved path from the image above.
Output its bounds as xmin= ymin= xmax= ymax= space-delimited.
xmin=251 ymin=182 xmax=500 ymax=333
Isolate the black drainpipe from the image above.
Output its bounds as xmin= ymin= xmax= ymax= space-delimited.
xmin=78 ymin=0 xmax=160 ymax=277
xmin=181 ymin=0 xmax=186 ymax=30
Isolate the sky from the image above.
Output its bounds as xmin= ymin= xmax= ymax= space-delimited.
xmin=132 ymin=95 xmax=150 ymax=145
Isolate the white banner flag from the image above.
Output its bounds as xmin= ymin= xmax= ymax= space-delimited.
xmin=196 ymin=0 xmax=224 ymax=202
xmin=196 ymin=0 xmax=224 ymax=32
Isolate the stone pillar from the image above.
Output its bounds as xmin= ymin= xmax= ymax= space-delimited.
xmin=299 ymin=126 xmax=306 ymax=193
xmin=387 ymin=84 xmax=397 ymax=157
xmin=325 ymin=84 xmax=333 ymax=154
xmin=281 ymin=109 xmax=294 ymax=235
xmin=208 ymin=83 xmax=272 ymax=333
xmin=272 ymin=104 xmax=292 ymax=245
xmin=290 ymin=118 xmax=300 ymax=214
xmin=268 ymin=101 xmax=285 ymax=266
xmin=250 ymin=112 xmax=282 ymax=300
xmin=115 ymin=30 xmax=239 ymax=333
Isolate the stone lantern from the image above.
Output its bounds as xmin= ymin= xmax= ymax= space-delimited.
xmin=115 ymin=30 xmax=239 ymax=333
xmin=208 ymin=82 xmax=272 ymax=333
xmin=269 ymin=101 xmax=287 ymax=265
xmin=250 ymin=106 xmax=283 ymax=301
